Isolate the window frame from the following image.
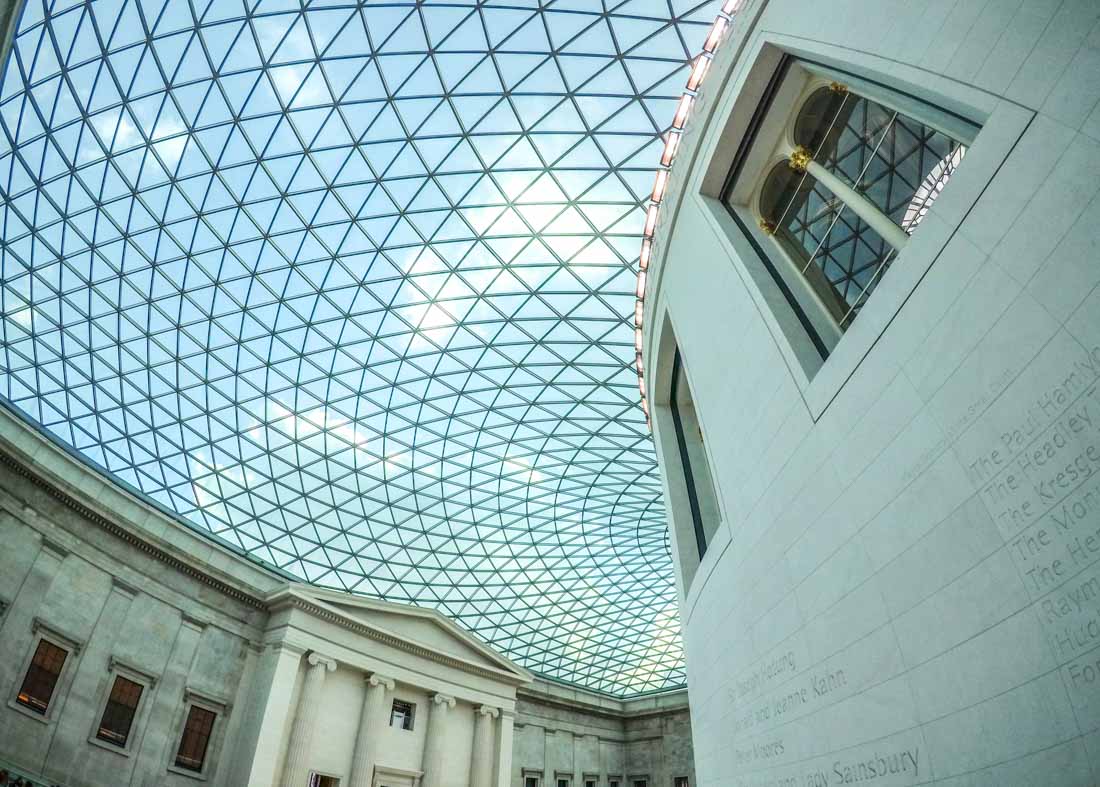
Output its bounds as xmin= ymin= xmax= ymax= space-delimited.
xmin=682 ymin=36 xmax=1034 ymax=423
xmin=583 ymin=773 xmax=599 ymax=787
xmin=721 ymin=58 xmax=980 ymax=363
xmin=555 ymin=772 xmax=573 ymax=787
xmin=522 ymin=769 xmax=544 ymax=787
xmin=7 ymin=617 xmax=83 ymax=724
xmin=87 ymin=656 xmax=159 ymax=755
xmin=389 ymin=698 xmax=416 ymax=731
xmin=166 ymin=688 xmax=231 ymax=781
xmin=308 ymin=770 xmax=343 ymax=787
xmin=669 ymin=348 xmax=722 ymax=561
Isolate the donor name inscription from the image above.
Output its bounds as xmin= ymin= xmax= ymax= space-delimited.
xmin=805 ymin=748 xmax=920 ymax=787
xmin=737 ymin=747 xmax=920 ymax=787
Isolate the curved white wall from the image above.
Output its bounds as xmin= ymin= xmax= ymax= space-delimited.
xmin=645 ymin=0 xmax=1100 ymax=785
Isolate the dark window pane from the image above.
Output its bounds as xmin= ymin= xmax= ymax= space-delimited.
xmin=96 ymin=675 xmax=144 ymax=747
xmin=175 ymin=705 xmax=217 ymax=772
xmin=390 ymin=699 xmax=414 ymax=730
xmin=796 ymin=89 xmax=966 ymax=236
xmin=762 ymin=161 xmax=897 ymax=329
xmin=17 ymin=640 xmax=68 ymax=714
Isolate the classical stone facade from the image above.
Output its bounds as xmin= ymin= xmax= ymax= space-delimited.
xmin=512 ymin=681 xmax=694 ymax=787
xmin=0 ymin=400 xmax=526 ymax=787
xmin=643 ymin=0 xmax=1100 ymax=785
xmin=0 ymin=362 xmax=694 ymax=787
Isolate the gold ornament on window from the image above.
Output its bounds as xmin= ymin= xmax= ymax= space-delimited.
xmin=788 ymin=146 xmax=813 ymax=173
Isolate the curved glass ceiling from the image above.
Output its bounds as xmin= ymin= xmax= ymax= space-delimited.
xmin=0 ymin=0 xmax=718 ymax=695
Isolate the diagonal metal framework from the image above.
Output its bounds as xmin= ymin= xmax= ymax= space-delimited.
xmin=0 ymin=0 xmax=720 ymax=695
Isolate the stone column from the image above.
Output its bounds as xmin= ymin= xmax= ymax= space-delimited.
xmin=421 ymin=693 xmax=456 ymax=787
xmin=469 ymin=705 xmax=499 ymax=787
xmin=785 ymin=143 xmax=911 ymax=252
xmin=348 ymin=673 xmax=395 ymax=787
xmin=280 ymin=651 xmax=336 ymax=787
xmin=493 ymin=709 xmax=515 ymax=787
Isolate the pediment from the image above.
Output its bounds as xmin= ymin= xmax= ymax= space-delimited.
xmin=272 ymin=585 xmax=530 ymax=684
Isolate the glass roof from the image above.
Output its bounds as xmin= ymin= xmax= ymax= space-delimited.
xmin=0 ymin=0 xmax=719 ymax=695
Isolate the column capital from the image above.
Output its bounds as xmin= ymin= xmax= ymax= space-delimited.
xmin=307 ymin=651 xmax=337 ymax=671
xmin=368 ymin=673 xmax=395 ymax=690
xmin=475 ymin=705 xmax=500 ymax=718
xmin=431 ymin=693 xmax=456 ymax=708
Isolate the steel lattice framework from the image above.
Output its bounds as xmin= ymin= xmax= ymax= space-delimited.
xmin=0 ymin=0 xmax=719 ymax=694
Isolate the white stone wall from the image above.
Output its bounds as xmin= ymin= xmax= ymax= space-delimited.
xmin=0 ymin=478 xmax=263 ymax=787
xmin=0 ymin=408 xmax=528 ymax=787
xmin=513 ymin=683 xmax=695 ymax=787
xmin=645 ymin=0 xmax=1100 ymax=785
xmin=0 ymin=400 xmax=685 ymax=787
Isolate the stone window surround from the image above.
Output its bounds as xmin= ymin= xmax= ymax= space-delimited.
xmin=730 ymin=68 xmax=975 ymax=346
xmin=650 ymin=31 xmax=1035 ymax=421
xmin=165 ymin=686 xmax=233 ymax=782
xmin=583 ymin=773 xmax=599 ymax=787
xmin=6 ymin=616 xmax=84 ymax=725
xmin=702 ymin=47 xmax=1012 ymax=418
xmin=85 ymin=655 xmax=160 ymax=757
xmin=649 ymin=32 xmax=1036 ymax=610
xmin=522 ymin=768 xmax=544 ymax=787
xmin=555 ymin=771 xmax=574 ymax=787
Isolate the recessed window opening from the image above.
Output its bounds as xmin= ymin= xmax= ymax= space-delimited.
xmin=723 ymin=59 xmax=977 ymax=357
xmin=309 ymin=774 xmax=340 ymax=787
xmin=525 ymin=778 xmax=539 ymax=787
xmin=17 ymin=639 xmax=68 ymax=714
xmin=174 ymin=705 xmax=217 ymax=772
xmin=96 ymin=675 xmax=144 ymax=747
xmin=670 ymin=349 xmax=721 ymax=560
xmin=390 ymin=699 xmax=415 ymax=730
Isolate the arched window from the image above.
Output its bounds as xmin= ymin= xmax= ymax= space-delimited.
xmin=725 ymin=69 xmax=974 ymax=353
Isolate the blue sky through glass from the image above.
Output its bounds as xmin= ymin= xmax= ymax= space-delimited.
xmin=0 ymin=0 xmax=719 ymax=695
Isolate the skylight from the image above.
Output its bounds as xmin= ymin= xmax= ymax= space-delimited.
xmin=0 ymin=0 xmax=719 ymax=695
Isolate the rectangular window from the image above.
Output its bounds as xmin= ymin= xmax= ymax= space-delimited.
xmin=586 ymin=781 xmax=597 ymax=787
xmin=670 ymin=350 xmax=721 ymax=559
xmin=17 ymin=639 xmax=68 ymax=714
xmin=558 ymin=780 xmax=570 ymax=787
xmin=309 ymin=774 xmax=340 ymax=787
xmin=96 ymin=675 xmax=144 ymax=747
xmin=390 ymin=699 xmax=415 ymax=730
xmin=174 ymin=705 xmax=217 ymax=772
xmin=525 ymin=778 xmax=539 ymax=787
xmin=634 ymin=781 xmax=647 ymax=787
xmin=609 ymin=781 xmax=620 ymax=787
xmin=675 ymin=779 xmax=689 ymax=787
